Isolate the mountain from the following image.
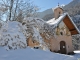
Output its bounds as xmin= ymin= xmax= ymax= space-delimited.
xmin=37 ymin=0 xmax=80 ymax=20
xmin=37 ymin=8 xmax=54 ymax=21
xmin=37 ymin=5 xmax=65 ymax=21
xmin=64 ymin=0 xmax=80 ymax=9
xmin=63 ymin=0 xmax=80 ymax=16
xmin=37 ymin=8 xmax=53 ymax=18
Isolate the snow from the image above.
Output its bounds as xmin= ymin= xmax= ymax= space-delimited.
xmin=74 ymin=50 xmax=80 ymax=53
xmin=22 ymin=17 xmax=54 ymax=41
xmin=61 ymin=4 xmax=65 ymax=7
xmin=73 ymin=51 xmax=80 ymax=60
xmin=74 ymin=15 xmax=80 ymax=17
xmin=0 ymin=17 xmax=55 ymax=50
xmin=0 ymin=47 xmax=79 ymax=60
xmin=0 ymin=21 xmax=27 ymax=50
xmin=0 ymin=17 xmax=79 ymax=60
xmin=46 ymin=13 xmax=67 ymax=27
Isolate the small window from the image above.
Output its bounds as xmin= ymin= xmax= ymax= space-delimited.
xmin=59 ymin=12 xmax=61 ymax=14
xmin=58 ymin=12 xmax=61 ymax=18
xmin=33 ymin=40 xmax=36 ymax=43
xmin=60 ymin=32 xmax=63 ymax=35
xmin=34 ymin=47 xmax=39 ymax=49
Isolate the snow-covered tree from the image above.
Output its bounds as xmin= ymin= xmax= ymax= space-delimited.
xmin=0 ymin=17 xmax=55 ymax=50
xmin=72 ymin=34 xmax=80 ymax=50
xmin=0 ymin=0 xmax=39 ymax=21
xmin=22 ymin=17 xmax=55 ymax=50
xmin=0 ymin=21 xmax=27 ymax=50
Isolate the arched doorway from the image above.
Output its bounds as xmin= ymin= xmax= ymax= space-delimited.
xmin=60 ymin=41 xmax=66 ymax=54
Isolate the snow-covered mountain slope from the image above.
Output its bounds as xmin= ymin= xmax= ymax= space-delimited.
xmin=64 ymin=0 xmax=80 ymax=9
xmin=63 ymin=0 xmax=80 ymax=16
xmin=37 ymin=8 xmax=53 ymax=18
xmin=37 ymin=8 xmax=54 ymax=21
xmin=0 ymin=47 xmax=79 ymax=60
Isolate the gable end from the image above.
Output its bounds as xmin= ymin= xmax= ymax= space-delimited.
xmin=63 ymin=15 xmax=79 ymax=35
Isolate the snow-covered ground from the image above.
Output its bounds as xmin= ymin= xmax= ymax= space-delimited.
xmin=0 ymin=47 xmax=80 ymax=60
xmin=73 ymin=50 xmax=80 ymax=60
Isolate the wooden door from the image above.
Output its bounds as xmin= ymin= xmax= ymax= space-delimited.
xmin=60 ymin=41 xmax=66 ymax=54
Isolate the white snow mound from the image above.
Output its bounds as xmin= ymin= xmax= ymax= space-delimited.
xmin=0 ymin=21 xmax=27 ymax=50
xmin=0 ymin=47 xmax=78 ymax=60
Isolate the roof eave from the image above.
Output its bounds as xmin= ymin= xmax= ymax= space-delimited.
xmin=67 ymin=14 xmax=80 ymax=34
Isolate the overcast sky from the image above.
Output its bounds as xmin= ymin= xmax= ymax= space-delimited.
xmin=32 ymin=0 xmax=72 ymax=12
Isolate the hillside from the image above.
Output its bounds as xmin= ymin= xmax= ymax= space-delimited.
xmin=64 ymin=0 xmax=80 ymax=16
xmin=37 ymin=8 xmax=54 ymax=21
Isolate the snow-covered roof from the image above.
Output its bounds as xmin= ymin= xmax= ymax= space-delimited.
xmin=46 ymin=13 xmax=67 ymax=27
xmin=46 ymin=13 xmax=80 ymax=34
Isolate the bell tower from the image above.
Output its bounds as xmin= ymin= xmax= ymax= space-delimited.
xmin=54 ymin=4 xmax=63 ymax=19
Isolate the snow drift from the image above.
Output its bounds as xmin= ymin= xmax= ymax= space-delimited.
xmin=0 ymin=47 xmax=78 ymax=60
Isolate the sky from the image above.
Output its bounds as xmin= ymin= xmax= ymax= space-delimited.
xmin=32 ymin=0 xmax=72 ymax=12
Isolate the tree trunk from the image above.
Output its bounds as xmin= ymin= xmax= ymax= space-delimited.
xmin=9 ymin=0 xmax=13 ymax=21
